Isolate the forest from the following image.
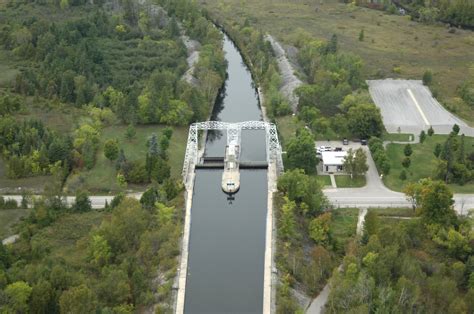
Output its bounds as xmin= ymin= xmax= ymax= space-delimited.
xmin=0 ymin=187 xmax=183 ymax=312
xmin=328 ymin=179 xmax=473 ymax=313
xmin=0 ymin=0 xmax=226 ymax=187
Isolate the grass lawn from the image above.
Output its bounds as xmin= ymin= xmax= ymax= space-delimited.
xmin=0 ymin=159 xmax=52 ymax=193
xmin=335 ymin=175 xmax=366 ymax=188
xmin=330 ymin=207 xmax=359 ymax=251
xmin=0 ymin=209 xmax=30 ymax=239
xmin=65 ymin=125 xmax=188 ymax=194
xmin=316 ymin=175 xmax=332 ymax=187
xmin=199 ymin=0 xmax=474 ymax=125
xmin=382 ymin=133 xmax=414 ymax=142
xmin=383 ymin=135 xmax=474 ymax=193
xmin=369 ymin=207 xmax=415 ymax=217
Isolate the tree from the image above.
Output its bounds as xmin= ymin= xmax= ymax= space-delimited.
xmin=422 ymin=70 xmax=433 ymax=85
xmin=140 ymin=187 xmax=159 ymax=211
xmin=279 ymin=197 xmax=297 ymax=241
xmin=434 ymin=143 xmax=442 ymax=158
xmin=404 ymin=144 xmax=413 ymax=157
xmin=417 ymin=179 xmax=456 ymax=225
xmin=286 ymin=128 xmax=318 ymax=174
xmin=125 ymin=124 xmax=136 ymax=141
xmin=309 ymin=212 xmax=332 ymax=245
xmin=428 ymin=126 xmax=434 ymax=136
xmin=359 ymin=29 xmax=364 ymax=41
xmin=97 ymin=267 xmax=131 ymax=305
xmin=104 ymin=139 xmax=119 ymax=162
xmin=277 ymin=169 xmax=310 ymax=203
xmin=363 ymin=211 xmax=379 ymax=239
xmin=419 ymin=130 xmax=426 ymax=143
xmin=326 ymin=34 xmax=338 ymax=54
xmin=452 ymin=124 xmax=460 ymax=135
xmin=88 ymin=234 xmax=111 ymax=268
xmin=399 ymin=169 xmax=407 ymax=180
xmin=74 ymin=190 xmax=91 ymax=212
xmin=59 ymin=285 xmax=97 ymax=313
xmin=402 ymin=157 xmax=411 ymax=168
xmin=403 ymin=182 xmax=422 ymax=211
xmin=343 ymin=148 xmax=368 ymax=179
xmin=347 ymin=104 xmax=384 ymax=139
xmin=4 ymin=281 xmax=32 ymax=313
xmin=29 ymin=280 xmax=54 ymax=314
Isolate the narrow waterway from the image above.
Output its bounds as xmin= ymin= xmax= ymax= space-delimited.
xmin=184 ymin=33 xmax=268 ymax=313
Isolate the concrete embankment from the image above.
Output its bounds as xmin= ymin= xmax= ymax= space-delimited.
xmin=175 ymin=172 xmax=195 ymax=313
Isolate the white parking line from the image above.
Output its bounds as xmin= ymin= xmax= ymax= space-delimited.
xmin=407 ymin=88 xmax=430 ymax=126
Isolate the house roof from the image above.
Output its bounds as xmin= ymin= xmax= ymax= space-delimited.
xmin=321 ymin=151 xmax=347 ymax=166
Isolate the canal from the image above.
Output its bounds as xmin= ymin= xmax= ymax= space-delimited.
xmin=183 ymin=32 xmax=268 ymax=313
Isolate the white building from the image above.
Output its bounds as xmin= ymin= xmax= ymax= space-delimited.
xmin=321 ymin=151 xmax=347 ymax=173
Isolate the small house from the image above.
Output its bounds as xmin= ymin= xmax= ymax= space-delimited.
xmin=321 ymin=151 xmax=347 ymax=173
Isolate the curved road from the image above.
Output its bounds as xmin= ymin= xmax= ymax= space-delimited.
xmin=321 ymin=142 xmax=474 ymax=215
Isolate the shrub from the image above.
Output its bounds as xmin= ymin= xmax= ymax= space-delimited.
xmin=399 ymin=170 xmax=407 ymax=180
xmin=423 ymin=70 xmax=433 ymax=85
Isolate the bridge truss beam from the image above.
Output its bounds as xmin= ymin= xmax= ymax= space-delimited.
xmin=182 ymin=121 xmax=283 ymax=184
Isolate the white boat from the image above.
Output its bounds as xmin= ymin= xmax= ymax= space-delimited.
xmin=221 ymin=141 xmax=240 ymax=194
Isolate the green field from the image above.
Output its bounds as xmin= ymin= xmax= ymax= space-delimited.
xmin=330 ymin=207 xmax=359 ymax=249
xmin=65 ymin=125 xmax=188 ymax=193
xmin=0 ymin=209 xmax=30 ymax=239
xmin=316 ymin=175 xmax=332 ymax=187
xmin=335 ymin=175 xmax=366 ymax=188
xmin=383 ymin=135 xmax=474 ymax=193
xmin=382 ymin=133 xmax=414 ymax=142
xmin=200 ymin=0 xmax=474 ymax=125
xmin=369 ymin=207 xmax=415 ymax=217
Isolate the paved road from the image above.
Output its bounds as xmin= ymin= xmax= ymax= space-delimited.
xmin=320 ymin=141 xmax=474 ymax=214
xmin=1 ymin=194 xmax=142 ymax=209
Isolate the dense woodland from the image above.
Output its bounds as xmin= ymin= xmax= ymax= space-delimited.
xmin=293 ymin=33 xmax=384 ymax=141
xmin=0 ymin=0 xmax=226 ymax=183
xmin=0 ymin=187 xmax=183 ymax=312
xmin=328 ymin=179 xmax=473 ymax=313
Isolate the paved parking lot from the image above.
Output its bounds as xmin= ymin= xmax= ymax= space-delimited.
xmin=368 ymin=79 xmax=474 ymax=136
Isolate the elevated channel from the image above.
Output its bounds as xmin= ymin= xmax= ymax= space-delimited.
xmin=178 ymin=32 xmax=278 ymax=313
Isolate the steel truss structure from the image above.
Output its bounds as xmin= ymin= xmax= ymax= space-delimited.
xmin=182 ymin=121 xmax=283 ymax=183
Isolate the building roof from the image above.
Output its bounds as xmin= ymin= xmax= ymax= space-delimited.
xmin=321 ymin=151 xmax=347 ymax=166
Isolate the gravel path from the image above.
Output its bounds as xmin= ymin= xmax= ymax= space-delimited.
xmin=265 ymin=35 xmax=302 ymax=113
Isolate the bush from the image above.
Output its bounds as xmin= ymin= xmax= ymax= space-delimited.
xmin=419 ymin=130 xmax=426 ymax=143
xmin=399 ymin=170 xmax=407 ymax=180
xmin=402 ymin=157 xmax=411 ymax=169
xmin=74 ymin=191 xmax=92 ymax=212
xmin=0 ymin=197 xmax=18 ymax=210
xmin=125 ymin=162 xmax=148 ymax=184
xmin=423 ymin=70 xmax=433 ymax=85
xmin=368 ymin=137 xmax=390 ymax=175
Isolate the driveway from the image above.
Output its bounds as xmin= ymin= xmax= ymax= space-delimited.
xmin=316 ymin=140 xmax=474 ymax=214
